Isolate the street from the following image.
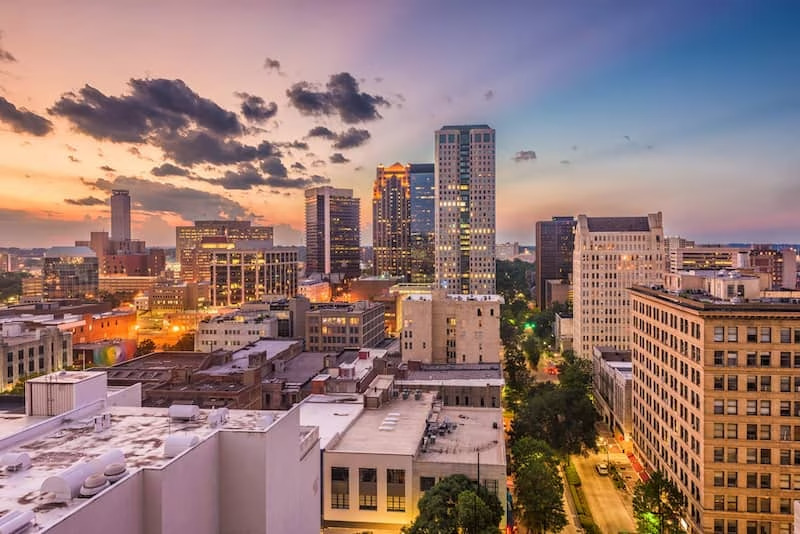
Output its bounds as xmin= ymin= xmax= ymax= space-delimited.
xmin=571 ymin=449 xmax=636 ymax=534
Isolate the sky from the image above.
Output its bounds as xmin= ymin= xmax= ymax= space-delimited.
xmin=0 ymin=1 xmax=798 ymax=248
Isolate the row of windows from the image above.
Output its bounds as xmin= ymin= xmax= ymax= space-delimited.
xmin=712 ymin=447 xmax=800 ymax=465
xmin=712 ymin=494 xmax=792 ymax=514
xmin=712 ymin=350 xmax=800 ymax=368
xmin=712 ymin=398 xmax=800 ymax=416
xmin=712 ymin=423 xmax=800 ymax=441
xmin=713 ymin=326 xmax=800 ymax=344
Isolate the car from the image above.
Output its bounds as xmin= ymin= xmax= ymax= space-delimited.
xmin=595 ymin=462 xmax=609 ymax=476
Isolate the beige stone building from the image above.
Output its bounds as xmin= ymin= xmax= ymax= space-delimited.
xmin=572 ymin=213 xmax=665 ymax=359
xmin=305 ymin=301 xmax=385 ymax=352
xmin=630 ymin=284 xmax=800 ymax=534
xmin=400 ymin=290 xmax=502 ymax=364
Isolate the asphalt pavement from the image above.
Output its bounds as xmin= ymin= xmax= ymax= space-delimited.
xmin=571 ymin=450 xmax=636 ymax=534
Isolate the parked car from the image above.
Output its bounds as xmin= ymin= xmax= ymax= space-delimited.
xmin=595 ymin=462 xmax=609 ymax=476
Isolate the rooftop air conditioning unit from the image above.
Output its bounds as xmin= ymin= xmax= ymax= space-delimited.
xmin=168 ymin=404 xmax=200 ymax=421
xmin=1 ymin=452 xmax=31 ymax=472
xmin=78 ymin=473 xmax=109 ymax=498
xmin=164 ymin=434 xmax=200 ymax=458
xmin=0 ymin=510 xmax=35 ymax=534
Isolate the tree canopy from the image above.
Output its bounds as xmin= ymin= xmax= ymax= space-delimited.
xmin=403 ymin=474 xmax=503 ymax=534
xmin=632 ymin=471 xmax=686 ymax=534
xmin=511 ymin=438 xmax=567 ymax=534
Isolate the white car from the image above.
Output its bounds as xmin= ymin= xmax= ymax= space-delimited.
xmin=595 ymin=462 xmax=609 ymax=476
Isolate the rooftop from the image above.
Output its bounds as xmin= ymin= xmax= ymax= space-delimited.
xmin=416 ymin=406 xmax=505 ymax=466
xmin=586 ymin=216 xmax=651 ymax=233
xmin=0 ymin=405 xmax=291 ymax=532
xmin=270 ymin=352 xmax=327 ymax=384
xmin=198 ymin=339 xmax=299 ymax=376
xmin=631 ymin=286 xmax=800 ymax=312
xmin=298 ymin=394 xmax=364 ymax=450
xmin=28 ymin=371 xmax=103 ymax=385
xmin=404 ymin=293 xmax=503 ymax=303
xmin=402 ymin=364 xmax=504 ymax=387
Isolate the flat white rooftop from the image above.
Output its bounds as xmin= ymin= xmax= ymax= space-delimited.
xmin=198 ymin=339 xmax=298 ymax=376
xmin=0 ymin=405 xmax=288 ymax=531
xmin=298 ymin=395 xmax=364 ymax=450
xmin=404 ymin=293 xmax=503 ymax=302
xmin=417 ymin=407 xmax=505 ymax=466
xmin=28 ymin=371 xmax=102 ymax=385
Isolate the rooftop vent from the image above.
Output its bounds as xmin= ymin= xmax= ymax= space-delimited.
xmin=1 ymin=452 xmax=31 ymax=472
xmin=41 ymin=449 xmax=124 ymax=502
xmin=78 ymin=473 xmax=109 ymax=498
xmin=0 ymin=510 xmax=35 ymax=534
xmin=104 ymin=462 xmax=128 ymax=483
xmin=168 ymin=404 xmax=200 ymax=421
xmin=164 ymin=434 xmax=200 ymax=458
xmin=258 ymin=413 xmax=275 ymax=428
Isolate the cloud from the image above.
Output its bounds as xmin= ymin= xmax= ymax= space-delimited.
xmin=0 ymin=32 xmax=15 ymax=63
xmin=260 ymin=157 xmax=287 ymax=177
xmin=278 ymin=140 xmax=309 ymax=151
xmin=0 ymin=96 xmax=54 ymax=136
xmin=49 ymin=78 xmax=242 ymax=143
xmin=158 ymin=131 xmax=280 ymax=166
xmin=286 ymin=72 xmax=389 ymax=123
xmin=128 ymin=147 xmax=143 ymax=157
xmin=329 ymin=153 xmax=350 ymax=164
xmin=90 ymin=175 xmax=249 ymax=219
xmin=484 ymin=89 xmax=494 ymax=101
xmin=65 ymin=196 xmax=105 ymax=206
xmin=333 ymin=127 xmax=370 ymax=149
xmin=67 ymin=155 xmax=80 ymax=163
xmin=65 ymin=144 xmax=77 ymax=152
xmin=311 ymin=159 xmax=325 ymax=167
xmin=307 ymin=126 xmax=336 ymax=139
xmin=235 ymin=92 xmax=278 ymax=123
xmin=560 ymin=159 xmax=571 ymax=165
xmin=151 ymin=163 xmax=190 ymax=177
xmin=291 ymin=162 xmax=306 ymax=171
xmin=512 ymin=150 xmax=537 ymax=162
xmin=263 ymin=57 xmax=281 ymax=72
xmin=213 ymin=165 xmax=268 ymax=190
xmin=100 ymin=165 xmax=116 ymax=172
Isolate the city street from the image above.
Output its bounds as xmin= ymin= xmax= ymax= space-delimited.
xmin=571 ymin=449 xmax=636 ymax=534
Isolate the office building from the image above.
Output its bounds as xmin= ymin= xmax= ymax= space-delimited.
xmin=750 ymin=246 xmax=797 ymax=289
xmin=373 ymin=163 xmax=411 ymax=279
xmin=42 ymin=246 xmax=99 ymax=299
xmin=592 ymin=347 xmax=632 ymax=439
xmin=0 ymin=322 xmax=73 ymax=389
xmin=209 ymin=245 xmax=299 ymax=307
xmin=630 ymin=283 xmax=800 ymax=534
xmin=572 ymin=213 xmax=665 ymax=359
xmin=305 ymin=301 xmax=385 ymax=352
xmin=400 ymin=290 xmax=502 ymax=365
xmin=409 ymin=163 xmax=435 ymax=283
xmin=535 ymin=217 xmax=576 ymax=309
xmin=434 ymin=125 xmax=496 ymax=295
xmin=110 ymin=189 xmax=131 ymax=242
xmin=305 ymin=186 xmax=361 ymax=281
xmin=176 ymin=220 xmax=273 ymax=282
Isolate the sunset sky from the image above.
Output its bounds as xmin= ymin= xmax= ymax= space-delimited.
xmin=0 ymin=1 xmax=798 ymax=248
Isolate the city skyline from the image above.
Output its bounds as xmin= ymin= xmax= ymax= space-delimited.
xmin=1 ymin=2 xmax=799 ymax=247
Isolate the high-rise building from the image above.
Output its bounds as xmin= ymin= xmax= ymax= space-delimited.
xmin=175 ymin=220 xmax=273 ymax=282
xmin=535 ymin=216 xmax=576 ymax=309
xmin=630 ymin=283 xmax=800 ymax=534
xmin=572 ymin=213 xmax=665 ymax=359
xmin=409 ymin=163 xmax=435 ymax=283
xmin=304 ymin=186 xmax=361 ymax=281
xmin=373 ymin=163 xmax=411 ymax=279
xmin=210 ymin=245 xmax=299 ymax=307
xmin=110 ymin=190 xmax=131 ymax=242
xmin=434 ymin=124 xmax=496 ymax=294
xmin=42 ymin=246 xmax=99 ymax=299
xmin=750 ymin=246 xmax=797 ymax=289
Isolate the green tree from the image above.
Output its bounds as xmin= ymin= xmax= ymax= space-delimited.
xmin=521 ymin=334 xmax=541 ymax=368
xmin=134 ymin=339 xmax=157 ymax=357
xmin=456 ymin=490 xmax=499 ymax=534
xmin=167 ymin=333 xmax=195 ymax=351
xmin=0 ymin=271 xmax=30 ymax=301
xmin=496 ymin=259 xmax=535 ymax=302
xmin=633 ymin=471 xmax=685 ymax=534
xmin=557 ymin=349 xmax=593 ymax=394
xmin=503 ymin=345 xmax=533 ymax=411
xmin=512 ymin=438 xmax=567 ymax=534
xmin=511 ymin=382 xmax=599 ymax=455
xmin=403 ymin=474 xmax=503 ymax=534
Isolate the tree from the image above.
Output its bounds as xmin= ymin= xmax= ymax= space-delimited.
xmin=456 ymin=490 xmax=498 ymax=534
xmin=633 ymin=471 xmax=685 ymax=534
xmin=512 ymin=438 xmax=567 ymax=534
xmin=403 ymin=474 xmax=503 ymax=534
xmin=557 ymin=349 xmax=593 ymax=394
xmin=134 ymin=339 xmax=157 ymax=357
xmin=511 ymin=382 xmax=599 ymax=455
xmin=167 ymin=333 xmax=195 ymax=351
xmin=496 ymin=259 xmax=535 ymax=302
xmin=503 ymin=345 xmax=533 ymax=411
xmin=521 ymin=334 xmax=541 ymax=368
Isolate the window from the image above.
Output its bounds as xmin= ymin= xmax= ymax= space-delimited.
xmin=780 ymin=352 xmax=791 ymax=367
xmin=760 ymin=353 xmax=771 ymax=367
xmin=727 ymin=423 xmax=738 ymax=439
xmin=714 ymin=351 xmax=724 ymax=366
xmin=747 ymin=376 xmax=758 ymax=391
xmin=761 ymin=327 xmax=771 ymax=343
xmin=727 ymin=495 xmax=738 ymax=512
xmin=780 ymin=328 xmax=791 ymax=343
xmin=760 ymin=376 xmax=771 ymax=392
xmin=713 ymin=423 xmax=724 ymax=438
xmin=727 ymin=472 xmax=738 ymax=487
xmin=780 ymin=376 xmax=791 ymax=392
xmin=331 ymin=467 xmax=350 ymax=509
xmin=727 ymin=352 xmax=738 ymax=366
xmin=386 ymin=469 xmax=406 ymax=512
xmin=780 ymin=450 xmax=791 ymax=465
xmin=780 ymin=473 xmax=791 ymax=489
xmin=779 ymin=498 xmax=791 ymax=514
xmin=760 ymin=473 xmax=771 ymax=489
xmin=780 ymin=425 xmax=791 ymax=441
xmin=760 ymin=425 xmax=771 ymax=440
xmin=420 ymin=476 xmax=436 ymax=492
xmin=714 ymin=327 xmax=724 ymax=342
xmin=359 ymin=468 xmax=377 ymax=510
xmin=746 ymin=473 xmax=757 ymax=489
xmin=747 ymin=327 xmax=758 ymax=342
xmin=714 ymin=376 xmax=724 ymax=390
xmin=714 ymin=399 xmax=724 ymax=415
xmin=727 ymin=326 xmax=738 ymax=342
xmin=746 ymin=448 xmax=757 ymax=464
xmin=760 ymin=400 xmax=771 ymax=416
xmin=746 ymin=352 xmax=758 ymax=367
xmin=727 ymin=399 xmax=738 ymax=415
xmin=760 ymin=497 xmax=771 ymax=513
xmin=747 ymin=400 xmax=757 ymax=416
xmin=747 ymin=424 xmax=757 ymax=440
xmin=713 ymin=448 xmax=724 ymax=462
xmin=760 ymin=449 xmax=771 ymax=464
xmin=713 ymin=471 xmax=724 ymax=487
xmin=727 ymin=448 xmax=738 ymax=463
xmin=714 ymin=495 xmax=724 ymax=511
xmin=727 ymin=375 xmax=738 ymax=390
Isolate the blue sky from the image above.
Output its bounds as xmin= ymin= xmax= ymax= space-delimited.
xmin=0 ymin=1 xmax=798 ymax=247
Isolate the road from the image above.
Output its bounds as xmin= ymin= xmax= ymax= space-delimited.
xmin=572 ymin=450 xmax=636 ymax=534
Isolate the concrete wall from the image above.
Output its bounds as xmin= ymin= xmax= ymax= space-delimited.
xmin=219 ymin=431 xmax=267 ymax=534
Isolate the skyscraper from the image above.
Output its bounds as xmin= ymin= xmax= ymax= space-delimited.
xmin=110 ymin=190 xmax=131 ymax=242
xmin=409 ymin=163 xmax=435 ymax=283
xmin=535 ymin=216 xmax=576 ymax=309
xmin=42 ymin=246 xmax=99 ymax=299
xmin=305 ymin=186 xmax=361 ymax=281
xmin=572 ymin=213 xmax=665 ymax=359
xmin=434 ymin=124 xmax=496 ymax=294
xmin=373 ymin=163 xmax=411 ymax=279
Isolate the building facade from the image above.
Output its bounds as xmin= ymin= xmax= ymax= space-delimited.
xmin=572 ymin=213 xmax=665 ymax=359
xmin=409 ymin=163 xmax=435 ymax=283
xmin=592 ymin=347 xmax=633 ymax=439
xmin=750 ymin=246 xmax=797 ymax=290
xmin=305 ymin=301 xmax=385 ymax=352
xmin=631 ymin=285 xmax=800 ymax=534
xmin=305 ymin=186 xmax=361 ymax=281
xmin=195 ymin=313 xmax=280 ymax=352
xmin=400 ymin=290 xmax=501 ymax=365
xmin=175 ymin=220 xmax=273 ymax=282
xmin=42 ymin=246 xmax=99 ymax=300
xmin=373 ymin=163 xmax=411 ymax=280
xmin=434 ymin=125 xmax=496 ymax=295
xmin=1 ymin=323 xmax=73 ymax=389
xmin=535 ymin=216 xmax=576 ymax=309
xmin=110 ymin=189 xmax=131 ymax=242
xmin=210 ymin=246 xmax=299 ymax=307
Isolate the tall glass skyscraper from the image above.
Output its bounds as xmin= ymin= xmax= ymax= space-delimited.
xmin=409 ymin=163 xmax=435 ymax=283
xmin=373 ymin=163 xmax=411 ymax=279
xmin=110 ymin=190 xmax=131 ymax=242
xmin=305 ymin=186 xmax=361 ymax=281
xmin=434 ymin=125 xmax=496 ymax=294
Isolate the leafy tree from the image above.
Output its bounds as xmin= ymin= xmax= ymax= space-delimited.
xmin=511 ymin=382 xmax=599 ymax=455
xmin=496 ymin=259 xmax=535 ymax=302
xmin=557 ymin=350 xmax=593 ymax=394
xmin=512 ymin=438 xmax=567 ymax=534
xmin=456 ymin=490 xmax=499 ymax=534
xmin=403 ymin=474 xmax=503 ymax=534
xmin=503 ymin=346 xmax=533 ymax=411
xmin=633 ymin=471 xmax=685 ymax=534
xmin=167 ymin=333 xmax=195 ymax=351
xmin=521 ymin=334 xmax=541 ymax=368
xmin=134 ymin=339 xmax=157 ymax=357
xmin=0 ymin=271 xmax=30 ymax=301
